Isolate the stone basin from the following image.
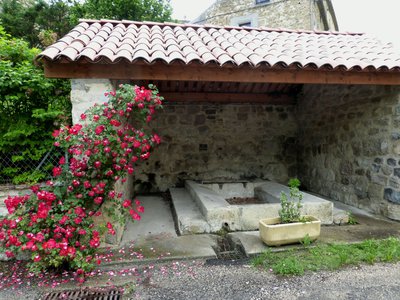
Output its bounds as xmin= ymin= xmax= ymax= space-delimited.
xmin=185 ymin=180 xmax=333 ymax=233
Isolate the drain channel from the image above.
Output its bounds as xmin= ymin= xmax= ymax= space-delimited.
xmin=212 ymin=236 xmax=248 ymax=261
xmin=42 ymin=287 xmax=123 ymax=300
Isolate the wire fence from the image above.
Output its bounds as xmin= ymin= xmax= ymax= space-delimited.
xmin=0 ymin=147 xmax=65 ymax=184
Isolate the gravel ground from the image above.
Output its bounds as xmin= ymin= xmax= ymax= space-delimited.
xmin=2 ymin=259 xmax=400 ymax=299
xmin=131 ymin=260 xmax=400 ymax=300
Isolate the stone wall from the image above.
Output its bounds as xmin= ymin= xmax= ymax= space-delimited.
xmin=194 ymin=0 xmax=337 ymax=31
xmin=71 ymin=79 xmax=112 ymax=124
xmin=133 ymin=102 xmax=298 ymax=192
xmin=0 ymin=185 xmax=31 ymax=217
xmin=298 ymin=84 xmax=400 ymax=220
xmin=70 ymin=79 xmax=297 ymax=192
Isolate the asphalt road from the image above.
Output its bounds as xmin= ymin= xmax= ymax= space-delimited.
xmin=131 ymin=260 xmax=400 ymax=300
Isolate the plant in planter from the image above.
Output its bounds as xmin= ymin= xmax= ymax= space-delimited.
xmin=259 ymin=178 xmax=321 ymax=246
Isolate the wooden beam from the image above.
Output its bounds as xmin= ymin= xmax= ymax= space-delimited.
xmin=161 ymin=92 xmax=295 ymax=104
xmin=43 ymin=61 xmax=400 ymax=85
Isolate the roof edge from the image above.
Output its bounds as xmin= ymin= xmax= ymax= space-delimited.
xmin=77 ymin=18 xmax=365 ymax=36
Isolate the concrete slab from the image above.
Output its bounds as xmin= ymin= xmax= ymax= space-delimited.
xmin=228 ymin=231 xmax=267 ymax=256
xmin=121 ymin=196 xmax=177 ymax=244
xmin=255 ymin=182 xmax=333 ymax=224
xmin=170 ymin=188 xmax=210 ymax=235
xmin=126 ymin=233 xmax=218 ymax=259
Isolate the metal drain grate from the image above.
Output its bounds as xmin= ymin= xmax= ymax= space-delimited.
xmin=213 ymin=236 xmax=248 ymax=261
xmin=42 ymin=288 xmax=123 ymax=300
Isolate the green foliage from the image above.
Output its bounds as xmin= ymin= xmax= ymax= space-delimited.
xmin=252 ymin=237 xmax=400 ymax=276
xmin=279 ymin=178 xmax=303 ymax=223
xmin=0 ymin=0 xmax=74 ymax=48
xmin=0 ymin=26 xmax=71 ymax=184
xmin=71 ymin=0 xmax=172 ymax=24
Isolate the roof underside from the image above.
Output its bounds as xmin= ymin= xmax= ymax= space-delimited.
xmin=128 ymin=80 xmax=300 ymax=104
xmin=38 ymin=19 xmax=400 ymax=86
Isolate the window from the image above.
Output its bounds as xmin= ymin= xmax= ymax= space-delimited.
xmin=230 ymin=13 xmax=258 ymax=27
xmin=256 ymin=0 xmax=270 ymax=4
xmin=238 ymin=22 xmax=252 ymax=27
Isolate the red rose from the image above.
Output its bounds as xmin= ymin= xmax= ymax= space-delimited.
xmin=122 ymin=199 xmax=131 ymax=208
xmin=95 ymin=125 xmax=105 ymax=135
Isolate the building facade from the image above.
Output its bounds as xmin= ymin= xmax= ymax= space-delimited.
xmin=193 ymin=0 xmax=338 ymax=31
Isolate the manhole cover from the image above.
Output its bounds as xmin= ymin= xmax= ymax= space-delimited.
xmin=42 ymin=287 xmax=123 ymax=300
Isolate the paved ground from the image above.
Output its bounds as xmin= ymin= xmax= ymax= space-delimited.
xmin=120 ymin=195 xmax=400 ymax=260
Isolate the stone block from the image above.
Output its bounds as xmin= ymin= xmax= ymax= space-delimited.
xmin=371 ymin=174 xmax=388 ymax=186
xmin=381 ymin=165 xmax=393 ymax=176
xmin=185 ymin=181 xmax=241 ymax=232
xmin=386 ymin=202 xmax=400 ymax=221
xmin=389 ymin=177 xmax=400 ymax=189
xmin=170 ymin=188 xmax=211 ymax=235
xmin=333 ymin=208 xmax=349 ymax=225
xmin=393 ymin=140 xmax=400 ymax=155
xmin=391 ymin=132 xmax=400 ymax=140
xmin=368 ymin=183 xmax=384 ymax=198
xmin=239 ymin=204 xmax=280 ymax=229
xmin=340 ymin=160 xmax=353 ymax=175
xmin=384 ymin=188 xmax=400 ymax=204
xmin=353 ymin=176 xmax=369 ymax=198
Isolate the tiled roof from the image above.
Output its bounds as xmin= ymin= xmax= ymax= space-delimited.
xmin=38 ymin=19 xmax=400 ymax=72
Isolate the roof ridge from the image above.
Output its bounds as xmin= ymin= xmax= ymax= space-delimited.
xmin=77 ymin=19 xmax=365 ymax=36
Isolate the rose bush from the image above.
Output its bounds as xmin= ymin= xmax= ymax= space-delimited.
xmin=0 ymin=84 xmax=163 ymax=278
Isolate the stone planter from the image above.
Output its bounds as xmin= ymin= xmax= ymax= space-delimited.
xmin=259 ymin=216 xmax=321 ymax=246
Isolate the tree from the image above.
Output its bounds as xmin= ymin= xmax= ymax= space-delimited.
xmin=70 ymin=0 xmax=172 ymax=23
xmin=0 ymin=25 xmax=71 ymax=183
xmin=0 ymin=0 xmax=73 ymax=47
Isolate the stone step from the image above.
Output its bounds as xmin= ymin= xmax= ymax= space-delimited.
xmin=254 ymin=182 xmax=333 ymax=224
xmin=169 ymin=188 xmax=210 ymax=235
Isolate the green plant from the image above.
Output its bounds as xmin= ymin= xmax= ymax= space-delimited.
xmin=252 ymin=237 xmax=400 ymax=276
xmin=300 ymin=234 xmax=312 ymax=247
xmin=279 ymin=178 xmax=303 ymax=223
xmin=273 ymin=255 xmax=305 ymax=276
xmin=347 ymin=212 xmax=358 ymax=225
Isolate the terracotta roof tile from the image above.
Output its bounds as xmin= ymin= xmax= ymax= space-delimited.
xmin=38 ymin=19 xmax=400 ymax=72
xmin=79 ymin=48 xmax=97 ymax=61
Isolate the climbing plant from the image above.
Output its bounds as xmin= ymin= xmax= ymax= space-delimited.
xmin=0 ymin=84 xmax=163 ymax=281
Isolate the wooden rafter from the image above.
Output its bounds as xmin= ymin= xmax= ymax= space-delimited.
xmin=161 ymin=92 xmax=295 ymax=104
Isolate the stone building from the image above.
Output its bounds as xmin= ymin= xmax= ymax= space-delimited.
xmin=193 ymin=0 xmax=338 ymax=31
xmin=38 ymin=19 xmax=400 ymax=221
